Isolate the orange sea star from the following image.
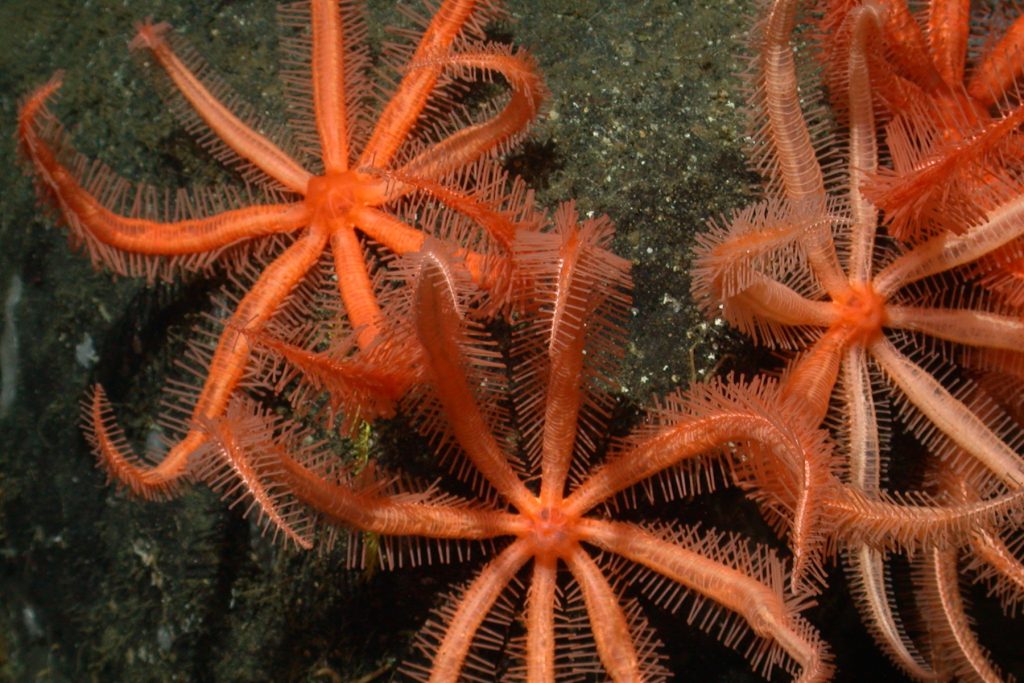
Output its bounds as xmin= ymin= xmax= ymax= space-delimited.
xmin=202 ymin=205 xmax=840 ymax=681
xmin=695 ymin=0 xmax=1024 ymax=677
xmin=17 ymin=0 xmax=545 ymax=504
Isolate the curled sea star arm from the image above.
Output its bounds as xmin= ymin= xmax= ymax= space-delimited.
xmin=870 ymin=337 xmax=1024 ymax=485
xmin=578 ymin=518 xmax=833 ymax=683
xmin=17 ymin=78 xmax=312 ymax=266
xmin=358 ymin=0 xmax=481 ymax=169
xmin=565 ymin=378 xmax=840 ymax=589
xmin=345 ymin=204 xmax=513 ymax=328
xmin=396 ymin=49 xmax=545 ymax=182
xmin=885 ymin=305 xmax=1024 ymax=351
xmin=132 ymin=22 xmax=311 ymax=193
xmin=353 ymin=174 xmax=530 ymax=298
xmin=87 ymin=225 xmax=330 ymax=498
xmin=351 ymin=194 xmax=521 ymax=295
xmin=368 ymin=170 xmax=521 ymax=252
xmin=564 ymin=543 xmax=643 ymax=680
xmin=562 ymin=411 xmax=777 ymax=516
xmin=564 ymin=385 xmax=833 ymax=585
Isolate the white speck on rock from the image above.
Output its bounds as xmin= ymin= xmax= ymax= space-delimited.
xmin=75 ymin=333 xmax=99 ymax=368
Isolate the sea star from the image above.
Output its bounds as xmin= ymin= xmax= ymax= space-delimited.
xmin=193 ymin=204 xmax=839 ymax=681
xmin=694 ymin=0 xmax=1024 ymax=677
xmin=819 ymin=0 xmax=1024 ymax=306
xmin=17 ymin=0 xmax=545 ymax=504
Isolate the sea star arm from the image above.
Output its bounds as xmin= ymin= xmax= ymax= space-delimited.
xmin=564 ymin=412 xmax=758 ymax=517
xmin=874 ymin=194 xmax=1024 ymax=296
xmin=358 ymin=0 xmax=479 ymax=169
xmin=528 ymin=214 xmax=630 ymax=506
xmin=876 ymin=0 xmax=946 ymax=93
xmin=885 ymin=305 xmax=1024 ymax=350
xmin=87 ymin=224 xmax=330 ymax=497
xmin=926 ymin=0 xmax=970 ymax=88
xmin=836 ymin=348 xmax=931 ymax=677
xmin=949 ymin=463 xmax=1024 ymax=613
xmin=843 ymin=345 xmax=883 ymax=496
xmin=565 ymin=386 xmax=831 ymax=574
xmin=842 ymin=420 xmax=999 ymax=683
xmin=412 ymin=248 xmax=535 ymax=511
xmin=844 ymin=5 xmax=882 ymax=284
xmin=18 ymin=78 xmax=311 ymax=273
xmin=970 ymin=529 xmax=1024 ymax=611
xmin=967 ymin=13 xmax=1024 ymax=106
xmin=564 ymin=543 xmax=643 ymax=681
xmin=824 ymin=483 xmax=1024 ymax=550
xmin=274 ymin=449 xmax=520 ymax=539
xmin=395 ymin=49 xmax=545 ymax=182
xmin=330 ymin=223 xmax=387 ymax=349
xmin=246 ymin=326 xmax=410 ymax=425
xmin=349 ymin=202 xmax=509 ymax=295
xmin=757 ymin=0 xmax=852 ymax=297
xmin=426 ymin=540 xmax=531 ymax=682
xmin=525 ymin=557 xmax=557 ymax=683
xmin=366 ymin=170 xmax=520 ymax=252
xmin=867 ymin=103 xmax=1024 ymax=241
xmin=536 ymin=251 xmax=593 ymax=506
xmin=352 ymin=184 xmax=524 ymax=296
xmin=191 ymin=404 xmax=315 ymax=549
xmin=870 ymin=336 xmax=1024 ymax=485
xmin=846 ymin=546 xmax=938 ymax=680
xmin=757 ymin=0 xmax=827 ymax=206
xmin=566 ymin=379 xmax=839 ymax=589
xmin=132 ymin=22 xmax=312 ymax=193
xmin=919 ymin=546 xmax=1007 ymax=681
xmin=350 ymin=204 xmax=429 ymax=255
xmin=310 ymin=0 xmax=351 ymax=173
xmin=780 ymin=329 xmax=848 ymax=424
xmin=579 ymin=518 xmax=833 ymax=683
xmin=723 ymin=275 xmax=838 ymax=339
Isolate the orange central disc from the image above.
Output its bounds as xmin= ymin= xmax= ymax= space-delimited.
xmin=835 ymin=282 xmax=888 ymax=344
xmin=305 ymin=170 xmax=379 ymax=219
